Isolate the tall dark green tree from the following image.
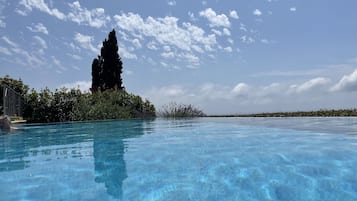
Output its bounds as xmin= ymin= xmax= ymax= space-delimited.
xmin=91 ymin=29 xmax=123 ymax=92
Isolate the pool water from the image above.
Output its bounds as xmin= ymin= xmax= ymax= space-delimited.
xmin=0 ymin=118 xmax=357 ymax=201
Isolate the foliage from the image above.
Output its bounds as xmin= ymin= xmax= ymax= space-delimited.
xmin=0 ymin=76 xmax=28 ymax=115
xmin=23 ymin=88 xmax=155 ymax=123
xmin=158 ymin=102 xmax=206 ymax=118
xmin=91 ymin=29 xmax=123 ymax=92
xmin=0 ymin=75 xmax=29 ymax=96
xmin=210 ymin=109 xmax=357 ymax=117
xmin=72 ymin=90 xmax=155 ymax=121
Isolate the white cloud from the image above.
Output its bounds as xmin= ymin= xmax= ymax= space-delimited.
xmin=158 ymin=85 xmax=186 ymax=97
xmin=66 ymin=53 xmax=82 ymax=60
xmin=119 ymin=45 xmax=137 ymax=59
xmin=0 ymin=46 xmax=12 ymax=55
xmin=27 ymin=23 xmax=48 ymax=34
xmin=224 ymin=46 xmax=232 ymax=52
xmin=178 ymin=52 xmax=200 ymax=65
xmin=188 ymin=12 xmax=197 ymax=21
xmin=124 ymin=70 xmax=133 ymax=75
xmin=113 ymin=12 xmax=217 ymax=55
xmin=292 ymin=77 xmax=330 ymax=93
xmin=0 ymin=18 xmax=5 ymax=28
xmin=160 ymin=62 xmax=168 ymax=67
xmin=227 ymin=38 xmax=234 ymax=44
xmin=17 ymin=1 xmax=110 ymax=28
xmin=147 ymin=41 xmax=159 ymax=50
xmin=74 ymin=32 xmax=98 ymax=53
xmin=33 ymin=35 xmax=47 ymax=49
xmin=239 ymin=23 xmax=248 ymax=32
xmin=253 ymin=9 xmax=262 ymax=16
xmin=232 ymin=83 xmax=249 ymax=96
xmin=132 ymin=38 xmax=142 ymax=49
xmin=331 ymin=69 xmax=357 ymax=92
xmin=11 ymin=47 xmax=45 ymax=67
xmin=17 ymin=0 xmax=66 ymax=20
xmin=211 ymin=29 xmax=222 ymax=36
xmin=240 ymin=35 xmax=255 ymax=44
xmin=261 ymin=39 xmax=270 ymax=44
xmin=167 ymin=0 xmax=176 ymax=6
xmin=290 ymin=7 xmax=297 ymax=12
xmin=229 ymin=10 xmax=239 ymax=19
xmin=67 ymin=1 xmax=110 ymax=28
xmin=161 ymin=51 xmax=175 ymax=59
xmin=199 ymin=8 xmax=231 ymax=27
xmin=2 ymin=36 xmax=18 ymax=47
xmin=222 ymin=28 xmax=231 ymax=36
xmin=59 ymin=80 xmax=91 ymax=92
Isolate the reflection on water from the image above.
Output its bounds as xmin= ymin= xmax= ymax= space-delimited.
xmin=93 ymin=120 xmax=145 ymax=199
xmin=0 ymin=120 xmax=151 ymax=200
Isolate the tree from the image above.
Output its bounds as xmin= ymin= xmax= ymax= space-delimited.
xmin=91 ymin=29 xmax=124 ymax=92
xmin=0 ymin=75 xmax=29 ymax=96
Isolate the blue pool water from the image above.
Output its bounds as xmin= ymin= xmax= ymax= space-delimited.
xmin=1 ymin=117 xmax=357 ymax=201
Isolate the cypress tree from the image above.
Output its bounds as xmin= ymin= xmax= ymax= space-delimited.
xmin=91 ymin=29 xmax=123 ymax=92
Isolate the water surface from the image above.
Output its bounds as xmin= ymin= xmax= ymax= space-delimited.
xmin=0 ymin=118 xmax=357 ymax=201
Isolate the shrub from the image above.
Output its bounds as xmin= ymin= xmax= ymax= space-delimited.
xmin=158 ymin=102 xmax=205 ymax=118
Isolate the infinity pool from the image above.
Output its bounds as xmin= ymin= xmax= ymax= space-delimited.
xmin=0 ymin=118 xmax=357 ymax=201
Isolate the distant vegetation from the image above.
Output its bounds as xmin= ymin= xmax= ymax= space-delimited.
xmin=209 ymin=109 xmax=357 ymax=117
xmin=158 ymin=102 xmax=206 ymax=118
xmin=1 ymin=29 xmax=156 ymax=123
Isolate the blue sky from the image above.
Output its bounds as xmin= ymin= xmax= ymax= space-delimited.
xmin=1 ymin=0 xmax=357 ymax=114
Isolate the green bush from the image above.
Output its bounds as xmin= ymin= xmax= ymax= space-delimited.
xmin=23 ymin=88 xmax=156 ymax=123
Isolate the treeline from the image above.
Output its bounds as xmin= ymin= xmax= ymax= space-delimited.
xmin=210 ymin=109 xmax=357 ymax=117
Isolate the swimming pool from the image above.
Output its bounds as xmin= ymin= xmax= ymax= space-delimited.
xmin=0 ymin=118 xmax=357 ymax=200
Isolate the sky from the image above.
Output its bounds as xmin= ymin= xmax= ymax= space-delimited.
xmin=1 ymin=0 xmax=357 ymax=114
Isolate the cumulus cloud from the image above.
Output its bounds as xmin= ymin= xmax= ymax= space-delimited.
xmin=27 ymin=23 xmax=49 ymax=35
xmin=291 ymin=77 xmax=330 ymax=93
xmin=17 ymin=0 xmax=66 ymax=19
xmin=199 ymin=8 xmax=231 ymax=27
xmin=229 ymin=10 xmax=239 ymax=19
xmin=222 ymin=28 xmax=231 ymax=36
xmin=17 ymin=1 xmax=110 ymax=28
xmin=253 ymin=9 xmax=262 ymax=16
xmin=290 ymin=7 xmax=297 ymax=12
xmin=113 ymin=13 xmax=217 ymax=52
xmin=74 ymin=33 xmax=98 ymax=53
xmin=331 ymin=69 xmax=357 ymax=92
xmin=67 ymin=1 xmax=110 ymax=28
